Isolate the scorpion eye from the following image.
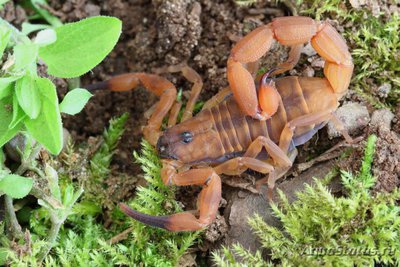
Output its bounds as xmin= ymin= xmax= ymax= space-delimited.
xmin=181 ymin=131 xmax=193 ymax=144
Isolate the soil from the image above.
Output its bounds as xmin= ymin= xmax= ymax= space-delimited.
xmin=4 ymin=0 xmax=400 ymax=263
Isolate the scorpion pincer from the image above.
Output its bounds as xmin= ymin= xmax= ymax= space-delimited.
xmin=87 ymin=16 xmax=354 ymax=231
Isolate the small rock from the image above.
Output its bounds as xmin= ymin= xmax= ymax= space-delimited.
xmin=302 ymin=42 xmax=317 ymax=57
xmin=302 ymin=66 xmax=315 ymax=77
xmin=204 ymin=214 xmax=228 ymax=243
xmin=370 ymin=109 xmax=394 ymax=130
xmin=310 ymin=57 xmax=325 ymax=68
xmin=177 ymin=253 xmax=197 ymax=267
xmin=327 ymin=103 xmax=370 ymax=139
xmin=226 ymin=162 xmax=338 ymax=253
xmin=84 ymin=4 xmax=101 ymax=17
xmin=377 ymin=83 xmax=391 ymax=98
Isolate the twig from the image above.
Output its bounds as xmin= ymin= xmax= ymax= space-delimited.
xmin=107 ymin=227 xmax=134 ymax=245
xmin=4 ymin=195 xmax=23 ymax=240
xmin=38 ymin=214 xmax=63 ymax=262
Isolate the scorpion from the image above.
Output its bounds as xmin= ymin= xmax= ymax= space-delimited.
xmin=87 ymin=16 xmax=354 ymax=231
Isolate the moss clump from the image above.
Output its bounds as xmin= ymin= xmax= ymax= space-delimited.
xmin=214 ymin=135 xmax=400 ymax=266
xmin=2 ymin=115 xmax=198 ymax=266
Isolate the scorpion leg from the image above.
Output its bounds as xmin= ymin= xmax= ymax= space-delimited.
xmin=202 ymin=87 xmax=232 ymax=110
xmin=213 ymin=156 xmax=275 ymax=176
xmin=85 ymin=73 xmax=177 ymax=146
xmin=213 ymin=136 xmax=293 ymax=200
xmin=278 ymin=109 xmax=353 ymax=155
xmin=213 ymin=135 xmax=292 ymax=176
xmin=120 ymin=163 xmax=221 ymax=231
xmin=155 ymin=64 xmax=203 ymax=122
xmin=167 ymin=101 xmax=182 ymax=127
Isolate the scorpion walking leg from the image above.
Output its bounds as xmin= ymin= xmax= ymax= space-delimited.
xmin=85 ymin=73 xmax=177 ymax=146
xmin=278 ymin=109 xmax=353 ymax=155
xmin=211 ymin=136 xmax=293 ymax=200
xmin=120 ymin=165 xmax=221 ymax=231
xmin=213 ymin=136 xmax=292 ymax=187
xmin=167 ymin=101 xmax=182 ymax=127
xmin=202 ymin=87 xmax=232 ymax=110
xmin=156 ymin=64 xmax=203 ymax=122
xmin=213 ymin=156 xmax=275 ymax=176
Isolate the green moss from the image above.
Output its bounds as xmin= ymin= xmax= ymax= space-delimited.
xmin=214 ymin=135 xmax=400 ymax=266
xmin=2 ymin=114 xmax=198 ymax=266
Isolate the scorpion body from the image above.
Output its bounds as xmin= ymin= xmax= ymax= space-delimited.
xmin=89 ymin=16 xmax=354 ymax=231
xmin=158 ymin=76 xmax=336 ymax=166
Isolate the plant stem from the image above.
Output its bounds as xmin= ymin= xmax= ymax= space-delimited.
xmin=16 ymin=143 xmax=43 ymax=175
xmin=3 ymin=142 xmax=43 ymax=241
xmin=38 ymin=216 xmax=63 ymax=262
xmin=4 ymin=195 xmax=24 ymax=240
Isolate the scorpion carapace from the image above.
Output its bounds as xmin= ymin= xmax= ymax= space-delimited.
xmin=87 ymin=16 xmax=354 ymax=231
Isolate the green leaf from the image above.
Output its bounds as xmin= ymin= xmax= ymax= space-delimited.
xmin=25 ymin=77 xmax=63 ymax=155
xmin=15 ymin=75 xmax=42 ymax=119
xmin=0 ymin=96 xmax=22 ymax=148
xmin=0 ymin=76 xmax=20 ymax=100
xmin=9 ymin=93 xmax=26 ymax=129
xmin=60 ymin=88 xmax=92 ymax=115
xmin=13 ymin=43 xmax=38 ymax=70
xmin=0 ymin=24 xmax=11 ymax=57
xmin=39 ymin=16 xmax=122 ymax=78
xmin=0 ymin=174 xmax=33 ymax=198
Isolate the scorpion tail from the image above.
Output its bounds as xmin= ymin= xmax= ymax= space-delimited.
xmin=85 ymin=80 xmax=111 ymax=91
xmin=119 ymin=203 xmax=171 ymax=230
xmin=119 ymin=203 xmax=207 ymax=232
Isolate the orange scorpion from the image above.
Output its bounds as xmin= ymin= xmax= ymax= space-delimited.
xmin=87 ymin=16 xmax=354 ymax=231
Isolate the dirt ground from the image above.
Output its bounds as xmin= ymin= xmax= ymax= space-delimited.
xmin=3 ymin=0 xmax=400 ymax=262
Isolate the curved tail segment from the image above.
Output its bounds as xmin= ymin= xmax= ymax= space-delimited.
xmin=228 ymin=16 xmax=353 ymax=120
xmin=119 ymin=203 xmax=211 ymax=232
xmin=119 ymin=203 xmax=172 ymax=230
xmin=120 ymin=164 xmax=222 ymax=232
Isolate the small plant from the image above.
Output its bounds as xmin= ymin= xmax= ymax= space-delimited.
xmin=0 ymin=10 xmax=122 ymax=263
xmin=1 ymin=113 xmax=198 ymax=266
xmin=214 ymin=135 xmax=400 ymax=266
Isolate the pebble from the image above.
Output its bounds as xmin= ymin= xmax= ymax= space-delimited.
xmin=327 ymin=103 xmax=370 ymax=139
xmin=302 ymin=42 xmax=317 ymax=57
xmin=302 ymin=66 xmax=315 ymax=77
xmin=226 ymin=162 xmax=337 ymax=254
xmin=377 ymin=83 xmax=391 ymax=98
xmin=370 ymin=109 xmax=394 ymax=130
